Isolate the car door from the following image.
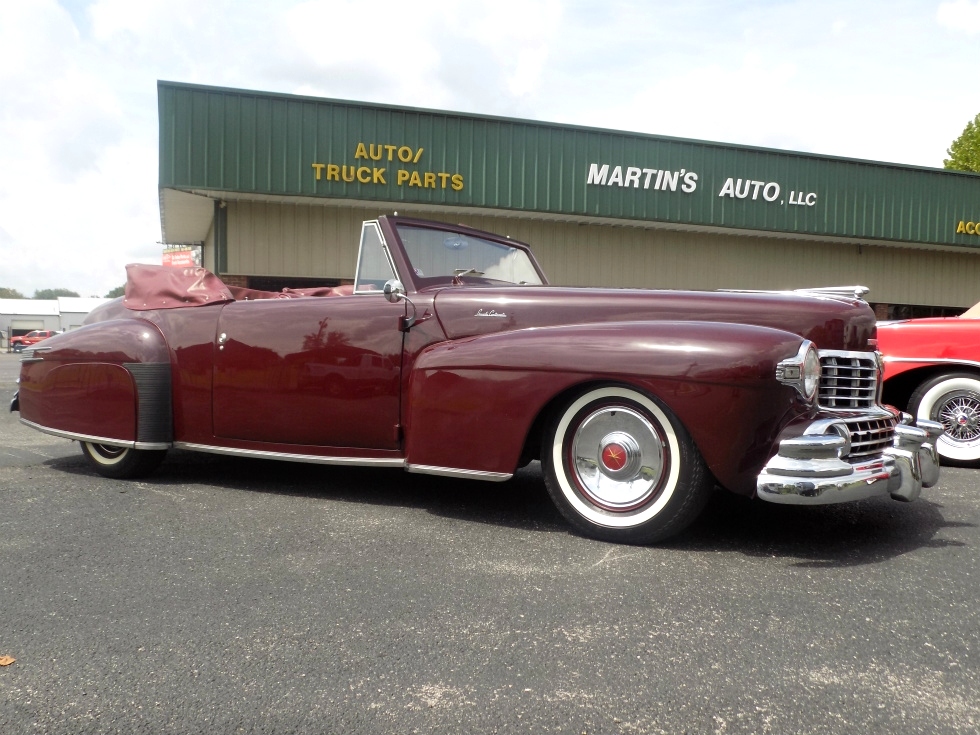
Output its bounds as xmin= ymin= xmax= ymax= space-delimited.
xmin=211 ymin=295 xmax=405 ymax=450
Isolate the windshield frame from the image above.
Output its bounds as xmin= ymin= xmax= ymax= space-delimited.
xmin=376 ymin=215 xmax=548 ymax=293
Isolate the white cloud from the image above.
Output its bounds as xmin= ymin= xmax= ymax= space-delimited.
xmin=937 ymin=0 xmax=980 ymax=33
xmin=0 ymin=0 xmax=978 ymax=297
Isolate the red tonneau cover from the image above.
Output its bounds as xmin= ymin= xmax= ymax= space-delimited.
xmin=123 ymin=264 xmax=234 ymax=311
xmin=122 ymin=264 xmax=354 ymax=311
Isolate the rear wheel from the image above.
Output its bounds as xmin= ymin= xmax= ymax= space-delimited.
xmin=909 ymin=373 xmax=980 ymax=464
xmin=80 ymin=442 xmax=167 ymax=479
xmin=542 ymin=385 xmax=713 ymax=544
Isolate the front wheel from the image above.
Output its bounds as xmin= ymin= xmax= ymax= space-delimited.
xmin=80 ymin=442 xmax=167 ymax=479
xmin=542 ymin=385 xmax=714 ymax=544
xmin=909 ymin=373 xmax=980 ymax=464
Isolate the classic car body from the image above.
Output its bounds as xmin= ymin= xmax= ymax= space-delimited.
xmin=879 ymin=305 xmax=980 ymax=464
xmin=11 ymin=216 xmax=942 ymax=544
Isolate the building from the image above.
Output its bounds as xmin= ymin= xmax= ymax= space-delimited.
xmin=158 ymin=81 xmax=980 ymax=319
xmin=1 ymin=297 xmax=109 ymax=350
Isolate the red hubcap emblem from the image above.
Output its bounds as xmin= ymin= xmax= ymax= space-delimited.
xmin=601 ymin=443 xmax=628 ymax=472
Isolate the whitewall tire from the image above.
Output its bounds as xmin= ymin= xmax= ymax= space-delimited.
xmin=80 ymin=442 xmax=167 ymax=479
xmin=910 ymin=373 xmax=980 ymax=464
xmin=542 ymin=385 xmax=713 ymax=544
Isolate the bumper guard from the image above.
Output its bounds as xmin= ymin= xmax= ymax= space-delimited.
xmin=757 ymin=415 xmax=942 ymax=505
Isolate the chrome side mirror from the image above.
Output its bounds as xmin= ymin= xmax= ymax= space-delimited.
xmin=383 ymin=279 xmax=406 ymax=304
xmin=383 ymin=279 xmax=418 ymax=332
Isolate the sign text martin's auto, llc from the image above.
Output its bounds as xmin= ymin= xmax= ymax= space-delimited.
xmin=586 ymin=162 xmax=818 ymax=207
xmin=304 ymin=136 xmax=975 ymax=242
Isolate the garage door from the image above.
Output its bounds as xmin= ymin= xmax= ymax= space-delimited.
xmin=10 ymin=319 xmax=46 ymax=336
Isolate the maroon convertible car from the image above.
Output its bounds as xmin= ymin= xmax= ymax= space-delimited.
xmin=11 ymin=216 xmax=942 ymax=544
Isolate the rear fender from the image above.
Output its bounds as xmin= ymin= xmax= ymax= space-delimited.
xmin=17 ymin=319 xmax=173 ymax=447
xmin=404 ymin=320 xmax=807 ymax=491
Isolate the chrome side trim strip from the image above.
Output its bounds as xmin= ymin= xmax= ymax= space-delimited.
xmin=883 ymin=356 xmax=980 ymax=369
xmin=406 ymin=464 xmax=513 ymax=482
xmin=18 ymin=419 xmax=171 ymax=450
xmin=173 ymin=442 xmax=406 ymax=467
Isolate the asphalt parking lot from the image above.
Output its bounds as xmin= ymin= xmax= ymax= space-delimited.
xmin=0 ymin=351 xmax=978 ymax=734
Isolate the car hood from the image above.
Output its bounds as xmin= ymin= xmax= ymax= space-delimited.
xmin=430 ymin=286 xmax=876 ymax=351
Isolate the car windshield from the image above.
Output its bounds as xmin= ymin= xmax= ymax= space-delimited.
xmin=395 ymin=224 xmax=543 ymax=286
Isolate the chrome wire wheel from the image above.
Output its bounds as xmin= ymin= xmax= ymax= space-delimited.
xmin=542 ymin=385 xmax=712 ymax=544
xmin=911 ymin=373 xmax=980 ymax=464
xmin=936 ymin=391 xmax=980 ymax=443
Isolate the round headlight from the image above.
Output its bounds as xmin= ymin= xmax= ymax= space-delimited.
xmin=802 ymin=345 xmax=821 ymax=402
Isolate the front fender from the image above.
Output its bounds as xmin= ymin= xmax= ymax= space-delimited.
xmin=404 ymin=320 xmax=807 ymax=492
xmin=17 ymin=319 xmax=173 ymax=446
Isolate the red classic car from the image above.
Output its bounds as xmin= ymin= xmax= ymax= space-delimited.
xmin=879 ymin=304 xmax=980 ymax=464
xmin=10 ymin=216 xmax=942 ymax=544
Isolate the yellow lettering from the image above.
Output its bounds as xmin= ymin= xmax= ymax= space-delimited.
xmin=398 ymin=146 xmax=414 ymax=163
xmin=968 ymin=222 xmax=977 ymax=235
xmin=413 ymin=147 xmax=424 ymax=163
xmin=354 ymin=143 xmax=368 ymax=159
xmin=424 ymin=172 xmax=436 ymax=188
xmin=373 ymin=168 xmax=386 ymax=184
xmin=409 ymin=171 xmax=422 ymax=187
xmin=957 ymin=220 xmax=967 ymax=233
xmin=311 ymin=163 xmax=325 ymax=180
xmin=341 ymin=165 xmax=356 ymax=183
xmin=368 ymin=144 xmax=384 ymax=161
xmin=451 ymin=173 xmax=464 ymax=191
xmin=397 ymin=169 xmax=410 ymax=185
xmin=326 ymin=164 xmax=340 ymax=181
xmin=356 ymin=166 xmax=371 ymax=183
xmin=386 ymin=144 xmax=397 ymax=161
xmin=438 ymin=172 xmax=451 ymax=188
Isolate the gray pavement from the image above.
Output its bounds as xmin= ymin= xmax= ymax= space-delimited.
xmin=0 ymin=350 xmax=978 ymax=734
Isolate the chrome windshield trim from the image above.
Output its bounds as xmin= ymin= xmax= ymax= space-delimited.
xmin=353 ymin=220 xmax=400 ymax=294
xmin=406 ymin=464 xmax=513 ymax=482
xmin=173 ymin=442 xmax=406 ymax=467
xmin=18 ymin=419 xmax=170 ymax=450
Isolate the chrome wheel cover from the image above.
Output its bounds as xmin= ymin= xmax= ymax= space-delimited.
xmin=551 ymin=388 xmax=681 ymax=529
xmin=570 ymin=407 xmax=666 ymax=511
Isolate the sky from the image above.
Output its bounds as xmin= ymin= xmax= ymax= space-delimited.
xmin=1 ymin=0 xmax=978 ymax=298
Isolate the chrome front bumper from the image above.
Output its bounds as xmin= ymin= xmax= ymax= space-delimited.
xmin=757 ymin=415 xmax=942 ymax=505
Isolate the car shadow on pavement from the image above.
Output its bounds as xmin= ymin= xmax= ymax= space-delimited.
xmin=46 ymin=449 xmax=571 ymax=533
xmin=43 ymin=449 xmax=970 ymax=566
xmin=669 ymin=485 xmax=971 ymax=567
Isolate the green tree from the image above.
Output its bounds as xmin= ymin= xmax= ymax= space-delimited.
xmin=33 ymin=288 xmax=80 ymax=299
xmin=944 ymin=112 xmax=980 ymax=173
xmin=105 ymin=285 xmax=125 ymax=298
xmin=0 ymin=287 xmax=25 ymax=298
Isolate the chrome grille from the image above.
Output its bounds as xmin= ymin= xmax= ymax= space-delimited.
xmin=843 ymin=415 xmax=895 ymax=460
xmin=818 ymin=352 xmax=879 ymax=409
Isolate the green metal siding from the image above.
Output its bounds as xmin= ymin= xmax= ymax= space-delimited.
xmin=159 ymin=81 xmax=980 ymax=250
